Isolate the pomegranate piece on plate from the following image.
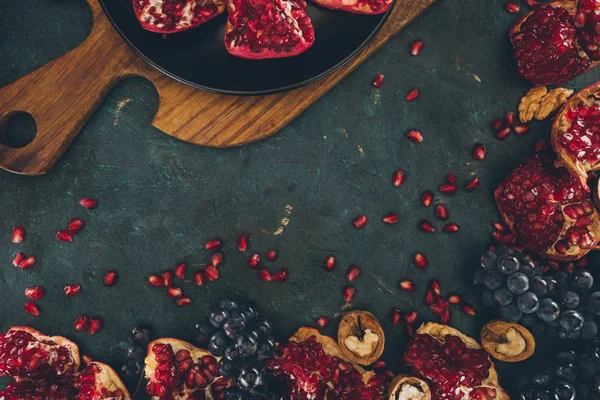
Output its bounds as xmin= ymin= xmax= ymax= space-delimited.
xmin=75 ymin=361 xmax=131 ymax=399
xmin=404 ymin=323 xmax=509 ymax=400
xmin=494 ymin=154 xmax=600 ymax=260
xmin=133 ymin=0 xmax=226 ymax=34
xmin=225 ymin=0 xmax=315 ymax=59
xmin=312 ymin=0 xmax=391 ymax=14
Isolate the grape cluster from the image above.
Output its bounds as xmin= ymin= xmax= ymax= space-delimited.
xmin=474 ymin=246 xmax=600 ymax=339
xmin=120 ymin=325 xmax=152 ymax=380
xmin=516 ymin=342 xmax=600 ymax=400
xmin=195 ymin=300 xmax=285 ymax=400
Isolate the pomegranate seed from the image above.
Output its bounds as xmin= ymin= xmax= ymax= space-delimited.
xmin=514 ymin=125 xmax=530 ymax=135
xmin=11 ymin=226 xmax=24 ymax=243
xmin=205 ymin=265 xmax=220 ymax=281
xmin=211 ymin=253 xmax=223 ymax=268
xmin=405 ymin=311 xmax=418 ymax=324
xmin=443 ymin=222 xmax=460 ymax=233
xmin=462 ymin=303 xmax=476 ymax=316
xmin=505 ymin=2 xmax=520 ymax=13
xmin=421 ymin=191 xmax=434 ymax=207
xmin=448 ymin=294 xmax=462 ymax=305
xmin=103 ymin=270 xmax=118 ymax=287
xmin=343 ymin=286 xmax=356 ymax=303
xmin=352 ymin=215 xmax=368 ymax=229
xmin=64 ymin=285 xmax=82 ymax=297
xmin=204 ymin=238 xmax=222 ymax=250
xmin=406 ymin=323 xmax=415 ymax=336
xmin=316 ymin=316 xmax=330 ymax=328
xmin=372 ymin=73 xmax=384 ymax=88
xmin=67 ymin=218 xmax=84 ymax=234
xmin=24 ymin=286 xmax=44 ymax=301
xmin=18 ymin=256 xmax=36 ymax=270
xmin=166 ymin=286 xmax=183 ymax=299
xmin=406 ymin=129 xmax=424 ymax=143
xmin=194 ymin=271 xmax=205 ymax=286
xmin=492 ymin=231 xmax=514 ymax=244
xmin=419 ymin=220 xmax=436 ymax=233
xmin=24 ymin=302 xmax=40 ymax=317
xmin=414 ymin=253 xmax=429 ymax=270
xmin=382 ymin=212 xmax=399 ymax=224
xmin=89 ymin=318 xmax=103 ymax=335
xmin=495 ymin=127 xmax=511 ymax=140
xmin=399 ymin=279 xmax=415 ymax=292
xmin=79 ymin=198 xmax=98 ymax=209
xmin=162 ymin=270 xmax=174 ymax=287
xmin=273 ymin=268 xmax=288 ymax=282
xmin=249 ymin=253 xmax=261 ymax=268
xmin=324 ymin=256 xmax=336 ymax=271
xmin=493 ymin=221 xmax=506 ymax=232
xmin=429 ymin=279 xmax=442 ymax=296
xmin=465 ymin=178 xmax=480 ymax=192
xmin=237 ymin=234 xmax=248 ymax=252
xmin=445 ymin=173 xmax=457 ymax=184
xmin=429 ymin=304 xmax=445 ymax=317
xmin=424 ymin=289 xmax=435 ymax=305
xmin=175 ymin=263 xmax=186 ymax=279
xmin=525 ymin=0 xmax=540 ymax=7
xmin=176 ymin=297 xmax=192 ymax=306
xmin=410 ymin=39 xmax=424 ymax=56
xmin=392 ymin=308 xmax=402 ymax=326
xmin=74 ymin=314 xmax=90 ymax=331
xmin=405 ymin=88 xmax=420 ymax=101
xmin=505 ymin=111 xmax=516 ymax=126
xmin=258 ymin=269 xmax=272 ymax=282
xmin=439 ymin=183 xmax=457 ymax=195
xmin=435 ymin=204 xmax=449 ymax=221
xmin=56 ymin=230 xmax=73 ymax=242
xmin=346 ymin=265 xmax=361 ymax=281
xmin=472 ymin=143 xmax=486 ymax=160
xmin=148 ymin=274 xmax=163 ymax=287
xmin=535 ymin=139 xmax=548 ymax=152
xmin=12 ymin=252 xmax=25 ymax=267
xmin=266 ymin=250 xmax=277 ymax=261
xmin=436 ymin=296 xmax=450 ymax=308
xmin=392 ymin=169 xmax=406 ymax=187
xmin=491 ymin=118 xmax=504 ymax=132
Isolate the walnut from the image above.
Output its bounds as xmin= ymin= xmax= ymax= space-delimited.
xmin=480 ymin=320 xmax=535 ymax=362
xmin=518 ymin=87 xmax=547 ymax=123
xmin=337 ymin=311 xmax=384 ymax=366
xmin=534 ymin=88 xmax=574 ymax=121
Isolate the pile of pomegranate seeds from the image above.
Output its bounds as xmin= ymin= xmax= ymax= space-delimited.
xmin=421 ymin=279 xmax=474 ymax=324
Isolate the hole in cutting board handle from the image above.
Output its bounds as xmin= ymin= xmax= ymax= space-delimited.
xmin=0 ymin=111 xmax=37 ymax=148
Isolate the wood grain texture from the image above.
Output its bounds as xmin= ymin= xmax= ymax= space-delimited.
xmin=0 ymin=0 xmax=434 ymax=175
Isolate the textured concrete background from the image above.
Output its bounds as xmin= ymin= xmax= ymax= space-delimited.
xmin=2 ymin=0 xmax=600 ymax=396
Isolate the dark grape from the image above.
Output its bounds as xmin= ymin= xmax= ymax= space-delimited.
xmin=508 ymin=272 xmax=530 ymax=295
xmin=554 ymin=382 xmax=576 ymax=400
xmin=518 ymin=292 xmax=540 ymax=314
xmin=530 ymin=276 xmax=548 ymax=297
xmin=220 ymin=300 xmax=239 ymax=312
xmin=570 ymin=270 xmax=594 ymax=291
xmin=126 ymin=345 xmax=144 ymax=363
xmin=483 ymin=270 xmax=504 ymax=290
xmin=499 ymin=304 xmax=523 ymax=322
xmin=209 ymin=331 xmax=227 ymax=356
xmin=236 ymin=334 xmax=259 ymax=357
xmin=195 ymin=320 xmax=216 ymax=344
xmin=210 ymin=309 xmax=230 ymax=328
xmin=238 ymin=365 xmax=264 ymax=390
xmin=560 ymin=310 xmax=585 ymax=333
xmin=537 ymin=298 xmax=560 ymax=322
xmin=481 ymin=251 xmax=497 ymax=271
xmin=497 ymin=253 xmax=520 ymax=274
xmin=590 ymin=292 xmax=600 ymax=315
xmin=560 ymin=291 xmax=580 ymax=310
xmin=131 ymin=325 xmax=152 ymax=346
xmin=494 ymin=287 xmax=514 ymax=306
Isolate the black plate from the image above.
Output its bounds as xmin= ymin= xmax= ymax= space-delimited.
xmin=99 ymin=0 xmax=392 ymax=95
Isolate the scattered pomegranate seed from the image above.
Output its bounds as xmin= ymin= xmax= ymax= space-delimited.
xmin=273 ymin=268 xmax=288 ymax=282
xmin=372 ymin=73 xmax=384 ymax=88
xmin=445 ymin=173 xmax=457 ymax=184
xmin=64 ymin=285 xmax=82 ymax=297
xmin=435 ymin=204 xmax=449 ymax=220
xmin=175 ymin=263 xmax=186 ymax=279
xmin=18 ymin=256 xmax=36 ymax=270
xmin=514 ymin=125 xmax=530 ymax=135
xmin=525 ymin=0 xmax=540 ymax=7
xmin=237 ymin=234 xmax=248 ymax=252
xmin=430 ymin=280 xmax=442 ymax=296
xmin=346 ymin=265 xmax=361 ymax=282
xmin=343 ymin=286 xmax=356 ymax=303
xmin=405 ymin=323 xmax=415 ymax=336
xmin=352 ymin=215 xmax=368 ymax=229
xmin=162 ymin=270 xmax=174 ymax=287
xmin=249 ymin=253 xmax=261 ymax=268
xmin=421 ymin=191 xmax=434 ymax=207
xmin=89 ymin=318 xmax=103 ymax=335
xmin=439 ymin=184 xmax=457 ymax=195
xmin=204 ymin=238 xmax=222 ymax=250
xmin=211 ymin=253 xmax=223 ymax=268
xmin=67 ymin=218 xmax=84 ymax=234
xmin=535 ymin=139 xmax=548 ymax=152
xmin=24 ymin=286 xmax=44 ymax=301
xmin=414 ymin=253 xmax=429 ymax=270
xmin=324 ymin=256 xmax=336 ymax=271
xmin=424 ymin=289 xmax=435 ymax=305
xmin=462 ymin=303 xmax=476 ymax=316
xmin=205 ymin=266 xmax=220 ymax=281
xmin=79 ymin=198 xmax=98 ymax=209
xmin=443 ymin=222 xmax=460 ymax=233
xmin=430 ymin=304 xmax=445 ymax=317
xmin=405 ymin=88 xmax=420 ymax=101
xmin=382 ymin=212 xmax=399 ymax=224
xmin=194 ymin=271 xmax=205 ymax=286
xmin=266 ymin=250 xmax=277 ymax=261
xmin=448 ymin=294 xmax=462 ymax=305
xmin=505 ymin=111 xmax=516 ymax=126
xmin=440 ymin=308 xmax=451 ymax=324
xmin=103 ymin=270 xmax=118 ymax=287
xmin=399 ymin=279 xmax=415 ymax=292
xmin=392 ymin=170 xmax=406 ymax=187
xmin=148 ymin=274 xmax=163 ymax=287
xmin=24 ymin=302 xmax=40 ymax=317
xmin=472 ymin=143 xmax=486 ymax=160
xmin=436 ymin=296 xmax=449 ymax=309
xmin=406 ymin=129 xmax=424 ymax=143
xmin=56 ymin=230 xmax=73 ymax=242
xmin=392 ymin=308 xmax=402 ymax=326
xmin=466 ymin=177 xmax=480 ymax=192
xmin=505 ymin=2 xmax=520 ymax=12
xmin=74 ymin=314 xmax=90 ymax=331
xmin=493 ymin=221 xmax=506 ymax=232
xmin=577 ymin=258 xmax=589 ymax=268
xmin=495 ymin=127 xmax=511 ymax=140
xmin=316 ymin=316 xmax=330 ymax=328
xmin=11 ymin=226 xmax=24 ymax=243
xmin=176 ymin=297 xmax=192 ymax=306
xmin=410 ymin=39 xmax=424 ymax=56
xmin=258 ymin=269 xmax=272 ymax=282
xmin=491 ymin=118 xmax=504 ymax=132
xmin=405 ymin=311 xmax=418 ymax=324
xmin=166 ymin=286 xmax=183 ymax=300
xmin=492 ymin=231 xmax=515 ymax=245
xmin=419 ymin=220 xmax=436 ymax=233
xmin=12 ymin=252 xmax=25 ymax=267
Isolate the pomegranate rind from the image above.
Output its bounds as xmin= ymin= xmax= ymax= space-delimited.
xmin=133 ymin=0 xmax=226 ymax=34
xmin=77 ymin=361 xmax=132 ymax=400
xmin=311 ymin=0 xmax=392 ymax=14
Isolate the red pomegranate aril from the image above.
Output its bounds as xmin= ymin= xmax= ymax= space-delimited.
xmin=440 ymin=308 xmax=451 ymax=324
xmin=392 ymin=308 xmax=402 ymax=325
xmin=419 ymin=220 xmax=436 ymax=233
xmin=430 ymin=280 xmax=442 ymax=296
xmin=439 ymin=183 xmax=457 ymax=195
xmin=249 ymin=253 xmax=261 ymax=268
xmin=506 ymin=111 xmax=516 ymax=127
xmin=258 ymin=269 xmax=272 ymax=282
xmin=536 ymin=139 xmax=548 ymax=153
xmin=429 ymin=304 xmax=446 ymax=317
xmin=148 ymin=274 xmax=163 ymax=287
xmin=323 ymin=256 xmax=336 ymax=271
xmin=237 ymin=234 xmax=248 ymax=252
xmin=495 ymin=127 xmax=511 ymax=140
xmin=12 ymin=252 xmax=25 ymax=267
xmin=424 ymin=289 xmax=435 ymax=305
xmin=211 ymin=253 xmax=223 ymax=268
xmin=399 ymin=279 xmax=415 ymax=292
xmin=406 ymin=129 xmax=424 ymax=143
xmin=472 ymin=143 xmax=487 ymax=160
xmin=493 ymin=221 xmax=506 ymax=232
xmin=414 ymin=253 xmax=429 ymax=269
xmin=266 ymin=250 xmax=277 ymax=261
xmin=79 ymin=198 xmax=98 ymax=209
xmin=421 ymin=191 xmax=434 ymax=207
xmin=205 ymin=265 xmax=220 ymax=281
xmin=466 ymin=177 xmax=480 ymax=192
xmin=372 ymin=73 xmax=384 ymax=88
xmin=435 ymin=204 xmax=450 ymax=221
xmin=11 ymin=226 xmax=24 ymax=243
xmin=462 ymin=303 xmax=476 ymax=316
xmin=64 ymin=285 xmax=82 ymax=297
xmin=445 ymin=173 xmax=457 ymax=184
xmin=74 ymin=314 xmax=90 ymax=331
xmin=174 ymin=263 xmax=186 ymax=279
xmin=316 ymin=316 xmax=330 ymax=328
xmin=525 ymin=0 xmax=540 ymax=7
xmin=166 ymin=286 xmax=183 ymax=300
xmin=24 ymin=286 xmax=44 ymax=301
xmin=443 ymin=222 xmax=460 ymax=233
xmin=346 ymin=265 xmax=361 ymax=281
xmin=24 ymin=302 xmax=40 ymax=316
xmin=505 ymin=2 xmax=520 ymax=13
xmin=410 ymin=39 xmax=424 ymax=56
xmin=492 ymin=118 xmax=504 ymax=132
xmin=194 ymin=271 xmax=206 ymax=286
xmin=162 ymin=270 xmax=174 ymax=287
xmin=56 ymin=230 xmax=73 ymax=242
xmin=343 ymin=286 xmax=356 ymax=303
xmin=405 ymin=88 xmax=421 ymax=101
xmin=89 ymin=318 xmax=103 ymax=335
xmin=19 ymin=256 xmax=36 ymax=270
xmin=392 ymin=169 xmax=406 ymax=187
xmin=103 ymin=270 xmax=118 ymax=287
xmin=406 ymin=323 xmax=415 ymax=335
xmin=405 ymin=311 xmax=418 ymax=324
xmin=352 ymin=215 xmax=368 ymax=229
xmin=204 ymin=237 xmax=222 ymax=250
xmin=176 ymin=297 xmax=192 ymax=306
xmin=436 ymin=296 xmax=450 ymax=309
xmin=514 ymin=125 xmax=530 ymax=135
xmin=383 ymin=212 xmax=399 ymax=224
xmin=448 ymin=294 xmax=462 ymax=305
xmin=67 ymin=218 xmax=84 ymax=234
xmin=273 ymin=268 xmax=288 ymax=282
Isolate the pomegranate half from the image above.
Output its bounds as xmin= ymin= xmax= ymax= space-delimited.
xmin=311 ymin=0 xmax=392 ymax=14
xmin=133 ymin=0 xmax=226 ymax=34
xmin=404 ymin=323 xmax=509 ymax=400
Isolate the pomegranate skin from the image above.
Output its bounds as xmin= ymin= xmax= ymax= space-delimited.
xmin=133 ymin=0 xmax=226 ymax=34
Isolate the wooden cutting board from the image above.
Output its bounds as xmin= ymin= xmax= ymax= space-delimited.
xmin=0 ymin=0 xmax=435 ymax=175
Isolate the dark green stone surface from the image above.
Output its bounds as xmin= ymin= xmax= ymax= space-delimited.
xmin=3 ymin=0 xmax=600 ymax=397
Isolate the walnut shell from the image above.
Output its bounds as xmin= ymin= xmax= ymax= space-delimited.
xmin=480 ymin=320 xmax=535 ymax=363
xmin=388 ymin=374 xmax=431 ymax=400
xmin=337 ymin=311 xmax=385 ymax=366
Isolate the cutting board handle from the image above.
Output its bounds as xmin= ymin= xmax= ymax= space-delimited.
xmin=0 ymin=0 xmax=136 ymax=175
